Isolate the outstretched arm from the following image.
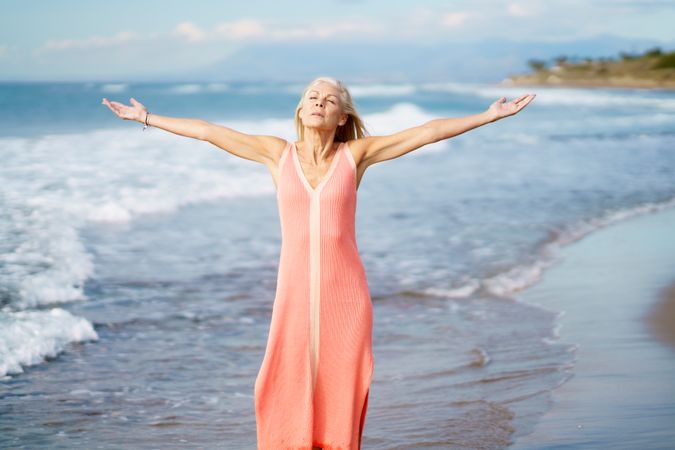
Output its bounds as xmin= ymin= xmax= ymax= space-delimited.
xmin=102 ymin=97 xmax=209 ymax=140
xmin=101 ymin=97 xmax=284 ymax=165
xmin=354 ymin=93 xmax=536 ymax=168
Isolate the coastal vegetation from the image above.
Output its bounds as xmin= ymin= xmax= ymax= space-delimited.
xmin=505 ymin=47 xmax=675 ymax=89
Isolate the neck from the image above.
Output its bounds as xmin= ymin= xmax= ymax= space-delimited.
xmin=300 ymin=128 xmax=338 ymax=165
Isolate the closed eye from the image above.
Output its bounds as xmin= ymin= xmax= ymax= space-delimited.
xmin=308 ymin=95 xmax=336 ymax=105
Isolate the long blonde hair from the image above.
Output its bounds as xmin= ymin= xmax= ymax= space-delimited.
xmin=294 ymin=77 xmax=369 ymax=142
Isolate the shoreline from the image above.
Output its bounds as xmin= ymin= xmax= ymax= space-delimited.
xmin=501 ymin=76 xmax=675 ymax=90
xmin=510 ymin=206 xmax=675 ymax=449
xmin=645 ymin=279 xmax=675 ymax=350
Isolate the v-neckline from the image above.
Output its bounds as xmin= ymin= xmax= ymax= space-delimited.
xmin=292 ymin=141 xmax=342 ymax=194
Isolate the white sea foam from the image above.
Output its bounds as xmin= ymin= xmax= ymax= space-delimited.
xmin=349 ymin=83 xmax=417 ymax=97
xmin=168 ymin=84 xmax=204 ymax=94
xmin=425 ymin=279 xmax=480 ymax=298
xmin=426 ymin=196 xmax=675 ymax=300
xmin=0 ymin=308 xmax=99 ymax=379
xmin=1 ymin=130 xmax=277 ymax=308
xmin=1 ymin=205 xmax=94 ymax=307
xmin=100 ymin=83 xmax=128 ymax=93
xmin=163 ymin=83 xmax=229 ymax=94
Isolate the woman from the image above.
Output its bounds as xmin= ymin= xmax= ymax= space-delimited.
xmin=102 ymin=77 xmax=535 ymax=450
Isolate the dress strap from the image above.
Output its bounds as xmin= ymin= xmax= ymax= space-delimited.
xmin=278 ymin=140 xmax=291 ymax=170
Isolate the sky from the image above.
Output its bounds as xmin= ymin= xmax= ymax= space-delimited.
xmin=1 ymin=0 xmax=674 ymax=82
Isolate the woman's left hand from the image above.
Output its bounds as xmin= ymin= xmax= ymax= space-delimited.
xmin=488 ymin=93 xmax=536 ymax=121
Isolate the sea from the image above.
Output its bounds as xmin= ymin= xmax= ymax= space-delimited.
xmin=1 ymin=80 xmax=674 ymax=449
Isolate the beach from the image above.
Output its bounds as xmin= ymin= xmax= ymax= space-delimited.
xmin=510 ymin=206 xmax=675 ymax=449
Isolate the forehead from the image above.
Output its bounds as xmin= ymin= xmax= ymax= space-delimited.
xmin=306 ymin=82 xmax=340 ymax=98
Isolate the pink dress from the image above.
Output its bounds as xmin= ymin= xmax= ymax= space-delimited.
xmin=254 ymin=140 xmax=374 ymax=450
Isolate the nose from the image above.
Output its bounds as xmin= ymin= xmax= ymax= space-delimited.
xmin=314 ymin=99 xmax=324 ymax=107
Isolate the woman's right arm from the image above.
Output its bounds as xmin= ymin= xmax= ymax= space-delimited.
xmin=101 ymin=97 xmax=284 ymax=165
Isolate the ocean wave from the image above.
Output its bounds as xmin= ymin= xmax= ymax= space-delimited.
xmin=1 ymin=203 xmax=94 ymax=308
xmin=100 ymin=83 xmax=128 ymax=93
xmin=165 ymin=83 xmax=230 ymax=95
xmin=348 ymin=83 xmax=417 ymax=97
xmin=0 ymin=127 xmax=276 ymax=310
xmin=167 ymin=83 xmax=203 ymax=94
xmin=0 ymin=308 xmax=99 ymax=379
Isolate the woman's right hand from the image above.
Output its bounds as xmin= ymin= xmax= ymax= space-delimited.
xmin=101 ymin=97 xmax=148 ymax=122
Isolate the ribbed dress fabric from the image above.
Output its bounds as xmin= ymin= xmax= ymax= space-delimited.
xmin=254 ymin=140 xmax=374 ymax=450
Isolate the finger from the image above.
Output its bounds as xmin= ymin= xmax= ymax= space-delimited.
xmin=111 ymin=101 xmax=127 ymax=109
xmin=513 ymin=94 xmax=529 ymax=104
xmin=109 ymin=103 xmax=125 ymax=114
xmin=103 ymin=99 xmax=117 ymax=110
xmin=517 ymin=96 xmax=535 ymax=110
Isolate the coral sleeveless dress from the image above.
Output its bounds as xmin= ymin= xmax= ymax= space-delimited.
xmin=254 ymin=140 xmax=374 ymax=450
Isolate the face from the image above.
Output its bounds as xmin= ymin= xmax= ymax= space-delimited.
xmin=299 ymin=82 xmax=348 ymax=132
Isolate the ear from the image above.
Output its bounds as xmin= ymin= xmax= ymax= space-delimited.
xmin=339 ymin=113 xmax=348 ymax=126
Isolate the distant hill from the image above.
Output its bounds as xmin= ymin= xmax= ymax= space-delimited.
xmin=504 ymin=47 xmax=675 ymax=89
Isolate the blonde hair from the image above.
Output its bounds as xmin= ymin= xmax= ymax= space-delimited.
xmin=294 ymin=76 xmax=369 ymax=142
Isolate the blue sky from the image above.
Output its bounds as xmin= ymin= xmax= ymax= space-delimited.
xmin=1 ymin=0 xmax=674 ymax=81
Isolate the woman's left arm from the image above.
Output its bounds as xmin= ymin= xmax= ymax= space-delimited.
xmin=356 ymin=93 xmax=536 ymax=168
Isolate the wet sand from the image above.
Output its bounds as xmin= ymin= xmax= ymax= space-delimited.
xmin=509 ymin=207 xmax=675 ymax=449
xmin=646 ymin=280 xmax=675 ymax=350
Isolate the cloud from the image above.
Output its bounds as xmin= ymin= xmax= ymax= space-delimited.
xmin=441 ymin=12 xmax=470 ymax=27
xmin=34 ymin=31 xmax=140 ymax=55
xmin=174 ymin=22 xmax=207 ymax=43
xmin=506 ymin=3 xmax=536 ymax=17
xmin=213 ymin=18 xmax=381 ymax=41
xmin=215 ymin=20 xmax=267 ymax=40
